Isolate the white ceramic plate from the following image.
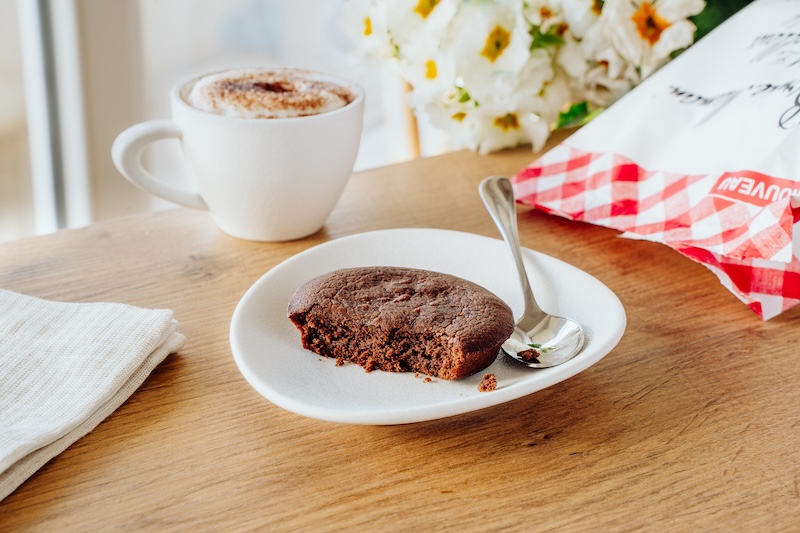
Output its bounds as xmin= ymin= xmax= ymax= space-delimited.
xmin=230 ymin=228 xmax=625 ymax=425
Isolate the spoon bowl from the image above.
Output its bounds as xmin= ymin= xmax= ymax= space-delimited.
xmin=479 ymin=175 xmax=585 ymax=368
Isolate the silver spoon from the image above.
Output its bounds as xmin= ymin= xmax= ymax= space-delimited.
xmin=479 ymin=175 xmax=585 ymax=368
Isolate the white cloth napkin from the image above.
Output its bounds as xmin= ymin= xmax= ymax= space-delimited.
xmin=0 ymin=289 xmax=185 ymax=501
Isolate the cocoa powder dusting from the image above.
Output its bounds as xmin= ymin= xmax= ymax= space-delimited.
xmin=193 ymin=70 xmax=354 ymax=118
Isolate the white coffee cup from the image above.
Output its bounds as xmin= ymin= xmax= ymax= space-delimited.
xmin=112 ymin=68 xmax=365 ymax=241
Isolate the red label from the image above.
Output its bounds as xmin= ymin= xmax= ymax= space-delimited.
xmin=710 ymin=171 xmax=800 ymax=207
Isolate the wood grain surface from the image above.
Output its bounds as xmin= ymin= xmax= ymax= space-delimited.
xmin=1 ymin=134 xmax=799 ymax=531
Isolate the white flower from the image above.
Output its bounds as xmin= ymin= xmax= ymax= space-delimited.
xmin=385 ymin=0 xmax=458 ymax=60
xmin=427 ymin=101 xmax=543 ymax=154
xmin=342 ymin=0 xmax=394 ymax=59
xmin=522 ymin=0 xmax=564 ymax=30
xmin=398 ymin=46 xmax=458 ymax=101
xmin=552 ymin=0 xmax=602 ymax=38
xmin=406 ymin=0 xmax=565 ymax=153
xmin=445 ymin=0 xmax=534 ymax=102
xmin=600 ymin=0 xmax=705 ymax=78
xmin=342 ymin=0 xmax=707 ymax=154
xmin=560 ymin=20 xmax=640 ymax=107
xmin=424 ymin=101 xmax=482 ymax=152
xmin=535 ymin=70 xmax=572 ymax=127
xmin=424 ymin=71 xmax=569 ymax=154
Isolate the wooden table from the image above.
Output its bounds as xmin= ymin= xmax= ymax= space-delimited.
xmin=1 ymin=138 xmax=799 ymax=531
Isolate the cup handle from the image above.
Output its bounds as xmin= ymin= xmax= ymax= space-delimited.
xmin=112 ymin=120 xmax=207 ymax=210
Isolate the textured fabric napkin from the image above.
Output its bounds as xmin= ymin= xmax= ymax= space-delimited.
xmin=0 ymin=289 xmax=185 ymax=501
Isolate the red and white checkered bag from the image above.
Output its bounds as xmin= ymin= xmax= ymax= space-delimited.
xmin=513 ymin=0 xmax=800 ymax=320
xmin=514 ymin=146 xmax=800 ymax=319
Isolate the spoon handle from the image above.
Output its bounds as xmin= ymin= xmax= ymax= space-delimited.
xmin=479 ymin=176 xmax=547 ymax=328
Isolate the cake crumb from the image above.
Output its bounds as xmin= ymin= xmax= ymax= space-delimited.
xmin=478 ymin=373 xmax=497 ymax=392
xmin=519 ymin=348 xmax=540 ymax=363
xmin=423 ymin=377 xmax=432 ymax=383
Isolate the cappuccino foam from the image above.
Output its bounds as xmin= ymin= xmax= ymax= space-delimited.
xmin=185 ymin=69 xmax=355 ymax=119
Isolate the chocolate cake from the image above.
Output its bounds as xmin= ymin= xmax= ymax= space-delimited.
xmin=287 ymin=266 xmax=514 ymax=380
